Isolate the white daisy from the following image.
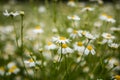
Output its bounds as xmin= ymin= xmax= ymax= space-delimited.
xmin=58 ymin=44 xmax=73 ymax=54
xmin=102 ymin=33 xmax=115 ymax=39
xmin=73 ymin=41 xmax=85 ymax=53
xmin=33 ymin=26 xmax=44 ymax=34
xmin=108 ymin=43 xmax=119 ymax=49
xmin=70 ymin=30 xmax=82 ymax=39
xmin=45 ymin=41 xmax=57 ymax=50
xmin=7 ymin=62 xmax=20 ymax=75
xmin=81 ymin=7 xmax=94 ymax=12
xmin=67 ymin=15 xmax=80 ymax=21
xmin=85 ymin=32 xmax=96 ymax=40
xmin=38 ymin=6 xmax=46 ymax=13
xmin=99 ymin=13 xmax=108 ymax=21
xmin=67 ymin=0 xmax=76 ymax=7
xmin=106 ymin=16 xmax=116 ymax=23
xmin=52 ymin=36 xmax=70 ymax=44
xmin=3 ymin=10 xmax=19 ymax=17
xmin=24 ymin=59 xmax=35 ymax=67
xmin=84 ymin=45 xmax=95 ymax=55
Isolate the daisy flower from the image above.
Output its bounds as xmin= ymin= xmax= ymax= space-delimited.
xmin=67 ymin=15 xmax=80 ymax=21
xmin=7 ymin=62 xmax=20 ymax=75
xmin=3 ymin=10 xmax=19 ymax=17
xmin=108 ymin=43 xmax=119 ymax=49
xmin=24 ymin=58 xmax=35 ymax=67
xmin=58 ymin=44 xmax=73 ymax=54
xmin=81 ymin=7 xmax=94 ymax=12
xmin=102 ymin=33 xmax=115 ymax=39
xmin=38 ymin=6 xmax=46 ymax=13
xmin=84 ymin=45 xmax=95 ymax=55
xmin=70 ymin=30 xmax=82 ymax=39
xmin=33 ymin=26 xmax=44 ymax=34
xmin=52 ymin=36 xmax=70 ymax=44
xmin=45 ymin=41 xmax=57 ymax=50
xmin=73 ymin=41 xmax=85 ymax=53
xmin=99 ymin=13 xmax=108 ymax=21
xmin=0 ymin=67 xmax=5 ymax=76
xmin=85 ymin=32 xmax=96 ymax=40
xmin=106 ymin=16 xmax=116 ymax=23
xmin=67 ymin=0 xmax=76 ymax=7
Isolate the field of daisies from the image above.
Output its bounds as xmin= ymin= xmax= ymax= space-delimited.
xmin=0 ymin=0 xmax=120 ymax=80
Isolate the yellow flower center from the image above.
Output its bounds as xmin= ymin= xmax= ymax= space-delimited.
xmin=115 ymin=75 xmax=120 ymax=80
xmin=77 ymin=42 xmax=83 ymax=46
xmin=72 ymin=16 xmax=75 ymax=19
xmin=102 ymin=13 xmax=107 ymax=16
xmin=87 ymin=45 xmax=93 ymax=50
xmin=73 ymin=30 xmax=78 ymax=34
xmin=107 ymin=16 xmax=112 ymax=19
xmin=9 ymin=65 xmax=17 ymax=73
xmin=47 ymin=42 xmax=52 ymax=46
xmin=62 ymin=44 xmax=67 ymax=48
xmin=29 ymin=59 xmax=34 ymax=62
xmin=35 ymin=26 xmax=41 ymax=30
xmin=60 ymin=37 xmax=66 ymax=40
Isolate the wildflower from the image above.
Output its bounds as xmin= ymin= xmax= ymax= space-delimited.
xmin=102 ymin=33 xmax=115 ymax=44
xmin=67 ymin=0 xmax=76 ymax=7
xmin=3 ymin=10 xmax=19 ymax=17
xmin=67 ymin=15 xmax=80 ymax=21
xmin=106 ymin=16 xmax=116 ymax=23
xmin=73 ymin=41 xmax=85 ymax=53
xmin=0 ymin=67 xmax=5 ymax=76
xmin=52 ymin=36 xmax=70 ymax=44
xmin=7 ymin=62 xmax=20 ymax=75
xmin=114 ymin=75 xmax=120 ymax=80
xmin=99 ymin=13 xmax=108 ymax=21
xmin=58 ymin=44 xmax=73 ymax=54
xmin=19 ymin=11 xmax=24 ymax=16
xmin=85 ymin=45 xmax=95 ymax=55
xmin=110 ymin=27 xmax=120 ymax=32
xmin=24 ymin=58 xmax=35 ymax=67
xmin=85 ymin=32 xmax=96 ymax=40
xmin=45 ymin=41 xmax=57 ymax=50
xmin=102 ymin=33 xmax=115 ymax=39
xmin=94 ymin=21 xmax=102 ymax=28
xmin=33 ymin=26 xmax=44 ymax=34
xmin=81 ymin=7 xmax=94 ymax=12
xmin=70 ymin=30 xmax=82 ymax=39
xmin=108 ymin=43 xmax=119 ymax=49
xmin=67 ymin=28 xmax=73 ymax=33
xmin=38 ymin=6 xmax=46 ymax=13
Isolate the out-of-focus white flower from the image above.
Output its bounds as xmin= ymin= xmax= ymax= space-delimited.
xmin=67 ymin=0 xmax=76 ymax=7
xmin=38 ymin=6 xmax=46 ymax=13
xmin=52 ymin=36 xmax=70 ymax=44
xmin=94 ymin=21 xmax=102 ymax=28
xmin=73 ymin=41 xmax=85 ymax=53
xmin=0 ymin=25 xmax=13 ymax=34
xmin=83 ymin=66 xmax=89 ymax=73
xmin=52 ymin=28 xmax=58 ymax=33
xmin=99 ymin=13 xmax=108 ymax=21
xmin=106 ymin=16 xmax=116 ymax=23
xmin=3 ymin=10 xmax=19 ymax=17
xmin=7 ymin=62 xmax=20 ymax=75
xmin=0 ymin=67 xmax=5 ymax=76
xmin=45 ymin=41 xmax=57 ymax=50
xmin=81 ymin=7 xmax=94 ymax=12
xmin=110 ymin=27 xmax=120 ymax=31
xmin=70 ymin=30 xmax=82 ymax=39
xmin=58 ymin=44 xmax=73 ymax=54
xmin=108 ymin=43 xmax=119 ymax=49
xmin=67 ymin=28 xmax=73 ymax=33
xmin=33 ymin=26 xmax=44 ymax=34
xmin=102 ymin=33 xmax=115 ymax=39
xmin=99 ymin=14 xmax=116 ymax=23
xmin=67 ymin=15 xmax=80 ymax=21
xmin=85 ymin=45 xmax=95 ymax=55
xmin=85 ymin=33 xmax=96 ymax=40
xmin=24 ymin=59 xmax=35 ymax=67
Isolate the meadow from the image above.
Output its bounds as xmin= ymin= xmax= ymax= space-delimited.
xmin=0 ymin=0 xmax=120 ymax=80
